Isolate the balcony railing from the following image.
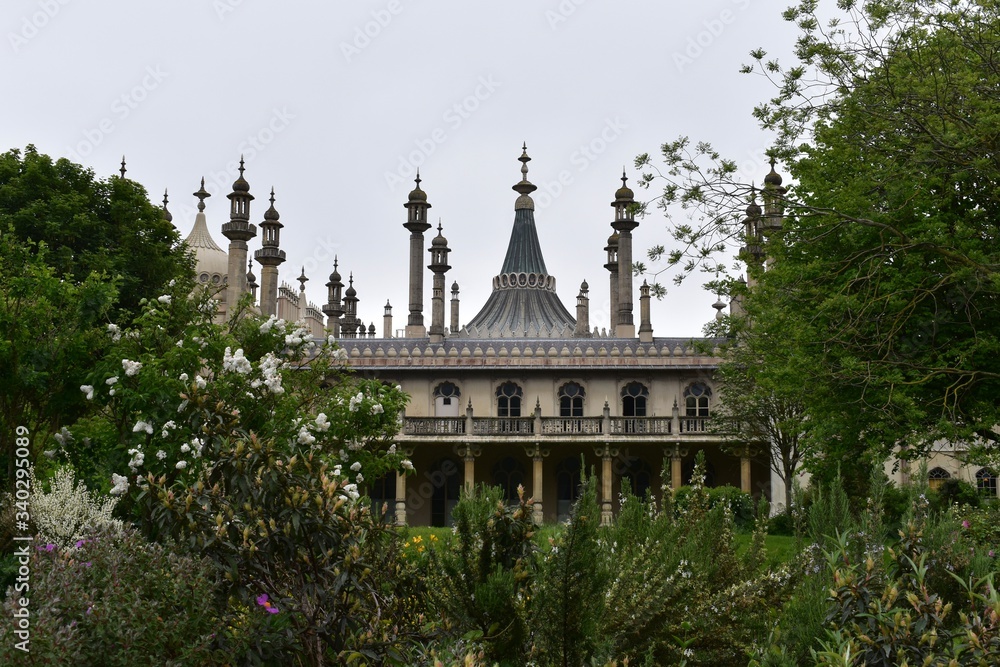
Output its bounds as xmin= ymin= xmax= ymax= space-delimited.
xmin=403 ymin=417 xmax=466 ymax=435
xmin=399 ymin=415 xmax=713 ymax=437
xmin=472 ymin=418 xmax=534 ymax=435
xmin=540 ymin=417 xmax=604 ymax=434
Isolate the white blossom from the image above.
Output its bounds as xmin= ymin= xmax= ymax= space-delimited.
xmin=259 ymin=353 xmax=284 ymax=394
xmin=349 ymin=392 xmax=364 ymax=412
xmin=342 ymin=483 xmax=360 ymax=501
xmin=175 ymin=460 xmax=188 ymax=470
xmin=30 ymin=467 xmax=123 ymax=547
xmin=314 ymin=413 xmax=330 ymax=432
xmin=132 ymin=420 xmax=153 ymax=435
xmin=350 ymin=461 xmax=362 ymax=472
xmin=80 ymin=385 xmax=94 ymax=400
xmin=127 ymin=448 xmax=145 ymax=471
xmin=222 ymin=347 xmax=252 ymax=375
xmin=122 ymin=359 xmax=143 ymax=376
xmin=195 ymin=375 xmax=207 ymax=389
xmin=401 ymin=459 xmax=414 ymax=471
xmin=110 ymin=473 xmax=129 ymax=496
xmin=297 ymin=426 xmax=316 ymax=445
xmin=156 ymin=450 xmax=167 ymax=460
xmin=388 ymin=444 xmax=396 ymax=455
xmin=179 ymin=372 xmax=189 ymax=382
xmin=53 ymin=427 xmax=74 ymax=447
xmin=157 ymin=294 xmax=172 ymax=304
xmin=180 ymin=443 xmax=190 ymax=454
xmin=370 ymin=403 xmax=384 ymax=415
xmin=355 ymin=473 xmax=364 ymax=484
xmin=107 ymin=323 xmax=121 ymax=341
xmin=105 ymin=376 xmax=119 ymax=386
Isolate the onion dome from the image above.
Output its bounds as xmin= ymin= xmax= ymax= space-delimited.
xmin=451 ymin=281 xmax=459 ymax=292
xmin=246 ymin=260 xmax=257 ymax=289
xmin=232 ymin=156 xmax=251 ymax=192
xmin=581 ymin=279 xmax=589 ymax=292
xmin=614 ymin=170 xmax=634 ymax=202
xmin=431 ymin=222 xmax=448 ymax=247
xmin=162 ymin=189 xmax=172 ymax=223
xmin=746 ymin=186 xmax=762 ymax=217
xmin=607 ymin=230 xmax=619 ymax=247
xmin=408 ymin=171 xmax=427 ymax=202
xmin=329 ymin=257 xmax=342 ymax=283
xmin=764 ymin=157 xmax=783 ymax=186
xmin=263 ymin=188 xmax=280 ymax=221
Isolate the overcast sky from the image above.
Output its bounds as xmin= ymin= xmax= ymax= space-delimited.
xmin=5 ymin=0 xmax=799 ymax=338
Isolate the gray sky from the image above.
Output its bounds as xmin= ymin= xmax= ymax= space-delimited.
xmin=4 ymin=0 xmax=798 ymax=338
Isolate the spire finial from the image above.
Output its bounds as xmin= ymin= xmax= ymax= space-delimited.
xmin=415 ymin=169 xmax=421 ymax=189
xmin=513 ymin=143 xmax=537 ymax=206
xmin=119 ymin=156 xmax=126 ymax=179
xmin=239 ymin=155 xmax=246 ymax=176
xmin=162 ymin=188 xmax=172 ymax=223
xmin=334 ymin=256 xmax=338 ymax=271
xmin=621 ymin=168 xmax=628 ymax=188
xmin=298 ymin=267 xmax=308 ymax=291
xmin=194 ymin=177 xmax=211 ymax=212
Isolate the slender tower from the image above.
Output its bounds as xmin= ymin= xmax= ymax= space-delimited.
xmin=574 ymin=280 xmax=591 ymax=337
xmin=450 ymin=282 xmax=460 ymax=336
xmin=428 ymin=223 xmax=452 ymax=343
xmin=611 ymin=171 xmax=638 ymax=338
xmin=254 ymin=188 xmax=286 ymax=317
xmin=403 ymin=172 xmax=432 ymax=337
xmin=604 ymin=231 xmax=619 ymax=336
xmin=323 ymin=258 xmax=345 ymax=337
xmin=221 ymin=158 xmax=257 ymax=316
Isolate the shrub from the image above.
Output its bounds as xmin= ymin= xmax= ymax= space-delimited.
xmin=28 ymin=466 xmax=123 ymax=549
xmin=0 ymin=528 xmax=229 ymax=666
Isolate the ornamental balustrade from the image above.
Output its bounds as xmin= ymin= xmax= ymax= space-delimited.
xmin=400 ymin=415 xmax=711 ymax=437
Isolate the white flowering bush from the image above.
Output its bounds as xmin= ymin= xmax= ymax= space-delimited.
xmin=61 ymin=288 xmax=413 ymax=664
xmin=29 ymin=466 xmax=122 ymax=549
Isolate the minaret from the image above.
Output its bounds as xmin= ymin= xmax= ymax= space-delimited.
xmin=611 ymin=170 xmax=638 ymax=338
xmin=428 ymin=222 xmax=451 ymax=344
xmin=450 ymin=282 xmax=460 ymax=336
xmin=323 ymin=258 xmax=345 ymax=337
xmin=342 ymin=273 xmax=359 ymax=338
xmin=574 ymin=280 xmax=591 ymax=337
xmin=638 ymin=280 xmax=653 ymax=343
xmin=247 ymin=260 xmax=258 ymax=303
xmin=403 ymin=172 xmax=432 ymax=338
xmin=383 ymin=301 xmax=393 ymax=339
xmin=221 ymin=158 xmax=257 ymax=316
xmin=604 ymin=231 xmax=619 ymax=336
xmin=761 ymin=158 xmax=786 ymax=233
xmin=739 ymin=187 xmax=764 ymax=288
xmin=297 ymin=268 xmax=308 ymax=321
xmin=254 ymin=188 xmax=286 ymax=317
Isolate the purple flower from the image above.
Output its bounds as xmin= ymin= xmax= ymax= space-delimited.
xmin=75 ymin=539 xmax=88 ymax=548
xmin=37 ymin=543 xmax=56 ymax=552
xmin=962 ymin=520 xmax=970 ymax=529
xmin=256 ymin=593 xmax=279 ymax=614
xmin=990 ymin=550 xmax=995 ymax=558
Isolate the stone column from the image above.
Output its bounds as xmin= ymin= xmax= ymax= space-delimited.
xmin=595 ymin=445 xmax=619 ymax=525
xmin=741 ymin=454 xmax=752 ymax=494
xmin=638 ymin=280 xmax=653 ymax=343
xmin=525 ymin=444 xmax=549 ymax=524
xmin=456 ymin=444 xmax=481 ymax=492
xmin=395 ymin=470 xmax=407 ymax=527
xmin=450 ymin=282 xmax=460 ymax=336
xmin=666 ymin=444 xmax=688 ymax=491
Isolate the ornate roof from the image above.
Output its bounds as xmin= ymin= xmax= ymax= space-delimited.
xmin=463 ymin=147 xmax=577 ymax=338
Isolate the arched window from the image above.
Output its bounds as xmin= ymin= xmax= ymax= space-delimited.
xmin=365 ymin=471 xmax=395 ymax=524
xmin=559 ymin=382 xmax=585 ymax=417
xmin=434 ymin=382 xmax=461 ymax=417
xmin=429 ymin=458 xmax=462 ymax=527
xmin=976 ymin=468 xmax=997 ymax=497
xmin=496 ymin=382 xmax=522 ymax=417
xmin=684 ymin=383 xmax=712 ymax=417
xmin=621 ymin=382 xmax=648 ymax=417
xmin=622 ymin=456 xmax=653 ymax=501
xmin=555 ymin=456 xmax=582 ymax=521
xmin=928 ymin=466 xmax=950 ymax=492
xmin=492 ymin=457 xmax=526 ymax=503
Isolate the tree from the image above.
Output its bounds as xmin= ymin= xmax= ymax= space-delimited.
xmin=639 ymin=0 xmax=1000 ymax=466
xmin=0 ymin=146 xmax=192 ymax=490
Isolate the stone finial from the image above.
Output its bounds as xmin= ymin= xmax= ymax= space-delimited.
xmin=194 ymin=178 xmax=210 ymax=212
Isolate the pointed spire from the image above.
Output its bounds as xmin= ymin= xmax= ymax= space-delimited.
xmin=119 ymin=156 xmax=126 ymax=179
xmin=263 ymin=187 xmax=279 ymax=222
xmin=194 ymin=178 xmax=211 ymax=212
xmin=297 ymin=267 xmax=308 ymax=291
xmin=162 ymin=189 xmax=172 ymax=223
xmin=764 ymin=156 xmax=783 ymax=186
xmin=407 ymin=169 xmax=428 ymax=203
xmin=246 ymin=259 xmax=257 ymax=289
